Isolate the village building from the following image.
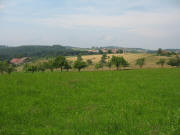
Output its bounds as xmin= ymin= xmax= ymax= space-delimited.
xmin=88 ymin=50 xmax=99 ymax=53
xmin=101 ymin=48 xmax=108 ymax=53
xmin=111 ymin=49 xmax=118 ymax=54
xmin=161 ymin=50 xmax=170 ymax=55
xmin=10 ymin=57 xmax=31 ymax=65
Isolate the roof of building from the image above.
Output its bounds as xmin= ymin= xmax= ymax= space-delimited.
xmin=10 ymin=58 xmax=27 ymax=64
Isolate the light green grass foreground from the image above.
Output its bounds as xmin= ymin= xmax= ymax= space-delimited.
xmin=0 ymin=69 xmax=180 ymax=135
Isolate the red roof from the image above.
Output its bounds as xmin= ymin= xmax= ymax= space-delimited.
xmin=10 ymin=58 xmax=25 ymax=64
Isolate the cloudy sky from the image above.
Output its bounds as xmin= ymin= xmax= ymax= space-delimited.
xmin=0 ymin=0 xmax=180 ymax=49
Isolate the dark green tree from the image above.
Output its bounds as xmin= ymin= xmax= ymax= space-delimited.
xmin=74 ymin=60 xmax=87 ymax=72
xmin=157 ymin=48 xmax=162 ymax=56
xmin=54 ymin=55 xmax=66 ymax=72
xmin=136 ymin=58 xmax=145 ymax=68
xmin=111 ymin=56 xmax=129 ymax=70
xmin=64 ymin=60 xmax=72 ymax=71
xmin=73 ymin=56 xmax=87 ymax=72
xmin=101 ymin=54 xmax=107 ymax=63
xmin=100 ymin=54 xmax=107 ymax=68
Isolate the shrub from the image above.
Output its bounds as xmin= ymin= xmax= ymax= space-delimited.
xmin=86 ymin=59 xmax=93 ymax=65
xmin=106 ymin=61 xmax=112 ymax=69
xmin=167 ymin=56 xmax=180 ymax=67
xmin=23 ymin=64 xmax=38 ymax=73
xmin=0 ymin=61 xmax=15 ymax=74
xmin=156 ymin=59 xmax=166 ymax=67
xmin=95 ymin=63 xmax=103 ymax=70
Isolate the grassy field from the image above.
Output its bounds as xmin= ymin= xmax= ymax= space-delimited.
xmin=0 ymin=68 xmax=180 ymax=135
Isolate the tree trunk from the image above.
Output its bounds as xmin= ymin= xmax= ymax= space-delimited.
xmin=61 ymin=67 xmax=62 ymax=72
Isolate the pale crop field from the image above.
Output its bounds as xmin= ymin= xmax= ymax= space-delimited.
xmin=67 ymin=53 xmax=173 ymax=70
xmin=17 ymin=53 xmax=176 ymax=72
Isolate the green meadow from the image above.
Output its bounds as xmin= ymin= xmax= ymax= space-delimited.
xmin=0 ymin=68 xmax=180 ymax=135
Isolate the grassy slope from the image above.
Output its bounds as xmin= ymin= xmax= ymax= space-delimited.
xmin=67 ymin=53 xmax=173 ymax=70
xmin=17 ymin=53 xmax=177 ymax=71
xmin=0 ymin=69 xmax=180 ymax=135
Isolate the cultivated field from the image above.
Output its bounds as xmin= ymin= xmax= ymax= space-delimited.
xmin=0 ymin=68 xmax=180 ymax=135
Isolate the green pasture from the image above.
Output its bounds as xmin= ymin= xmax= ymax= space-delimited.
xmin=0 ymin=68 xmax=180 ymax=135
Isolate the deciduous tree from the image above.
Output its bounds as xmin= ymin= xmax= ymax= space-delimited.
xmin=111 ymin=56 xmax=129 ymax=70
xmin=136 ymin=58 xmax=145 ymax=68
xmin=54 ymin=55 xmax=66 ymax=72
xmin=74 ymin=56 xmax=87 ymax=72
xmin=64 ymin=61 xmax=72 ymax=71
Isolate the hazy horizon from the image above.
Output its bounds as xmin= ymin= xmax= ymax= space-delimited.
xmin=0 ymin=0 xmax=180 ymax=49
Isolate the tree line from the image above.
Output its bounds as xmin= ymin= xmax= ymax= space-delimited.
xmin=23 ymin=54 xmax=180 ymax=73
xmin=0 ymin=45 xmax=90 ymax=61
xmin=0 ymin=54 xmax=180 ymax=74
xmin=0 ymin=45 xmax=123 ymax=61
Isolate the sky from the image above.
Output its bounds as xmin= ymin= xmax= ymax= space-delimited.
xmin=0 ymin=0 xmax=180 ymax=49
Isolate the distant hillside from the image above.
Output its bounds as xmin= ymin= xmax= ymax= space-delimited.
xmin=104 ymin=46 xmax=180 ymax=53
xmin=0 ymin=45 xmax=179 ymax=61
xmin=0 ymin=45 xmax=7 ymax=48
xmin=0 ymin=45 xmax=88 ymax=61
xmin=165 ymin=49 xmax=180 ymax=53
xmin=103 ymin=46 xmax=154 ymax=53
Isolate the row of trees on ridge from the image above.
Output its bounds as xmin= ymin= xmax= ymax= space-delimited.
xmin=0 ymin=54 xmax=180 ymax=74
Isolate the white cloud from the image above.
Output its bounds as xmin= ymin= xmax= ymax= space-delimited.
xmin=103 ymin=35 xmax=113 ymax=41
xmin=40 ymin=11 xmax=179 ymax=27
xmin=34 ymin=9 xmax=180 ymax=38
xmin=0 ymin=4 xmax=4 ymax=9
xmin=1 ymin=0 xmax=180 ymax=48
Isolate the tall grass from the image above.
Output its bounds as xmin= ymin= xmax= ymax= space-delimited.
xmin=0 ymin=68 xmax=180 ymax=135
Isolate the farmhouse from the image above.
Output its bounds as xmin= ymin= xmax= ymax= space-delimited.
xmin=111 ymin=49 xmax=118 ymax=54
xmin=88 ymin=50 xmax=99 ymax=53
xmin=101 ymin=48 xmax=108 ymax=53
xmin=161 ymin=50 xmax=170 ymax=55
xmin=10 ymin=57 xmax=30 ymax=65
